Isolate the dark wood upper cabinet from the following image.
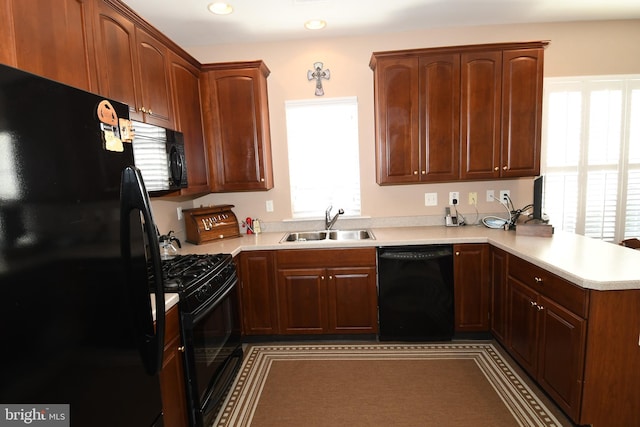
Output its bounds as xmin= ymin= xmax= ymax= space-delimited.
xmin=501 ymin=48 xmax=544 ymax=178
xmin=169 ymin=52 xmax=209 ymax=195
xmin=460 ymin=50 xmax=502 ymax=180
xmin=201 ymin=61 xmax=274 ymax=192
xmin=373 ymin=57 xmax=419 ymax=183
xmin=419 ymin=53 xmax=460 ymax=182
xmin=94 ymin=0 xmax=174 ymax=128
xmin=371 ymin=41 xmax=548 ymax=184
xmin=2 ymin=0 xmax=98 ymax=92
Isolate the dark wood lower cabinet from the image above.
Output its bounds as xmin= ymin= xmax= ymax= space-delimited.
xmin=238 ymin=251 xmax=279 ymax=335
xmin=489 ymin=246 xmax=508 ymax=344
xmin=327 ymin=267 xmax=378 ymax=334
xmin=239 ymin=248 xmax=377 ymax=336
xmin=505 ymin=255 xmax=587 ymax=422
xmin=159 ymin=305 xmax=188 ymax=427
xmin=453 ymin=243 xmax=490 ymax=332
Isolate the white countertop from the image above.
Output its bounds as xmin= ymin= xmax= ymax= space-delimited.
xmin=180 ymin=225 xmax=640 ymax=291
xmin=151 ymin=292 xmax=179 ymax=320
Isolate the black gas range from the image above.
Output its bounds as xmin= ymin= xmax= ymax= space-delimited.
xmin=155 ymin=254 xmax=237 ymax=313
xmin=153 ymin=253 xmax=242 ymax=427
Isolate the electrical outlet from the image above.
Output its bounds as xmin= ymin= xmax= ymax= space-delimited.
xmin=176 ymin=207 xmax=183 ymax=220
xmin=499 ymin=190 xmax=510 ymax=202
xmin=468 ymin=192 xmax=477 ymax=205
xmin=425 ymin=192 xmax=438 ymax=206
xmin=449 ymin=191 xmax=459 ymax=205
xmin=487 ymin=190 xmax=495 ymax=202
xmin=266 ymin=200 xmax=274 ymax=212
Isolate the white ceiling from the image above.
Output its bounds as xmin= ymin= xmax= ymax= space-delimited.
xmin=121 ymin=0 xmax=640 ymax=48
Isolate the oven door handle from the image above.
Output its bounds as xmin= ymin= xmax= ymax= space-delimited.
xmin=120 ymin=165 xmax=165 ymax=376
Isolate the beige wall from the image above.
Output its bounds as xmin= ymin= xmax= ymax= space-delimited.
xmin=152 ymin=19 xmax=640 ymax=236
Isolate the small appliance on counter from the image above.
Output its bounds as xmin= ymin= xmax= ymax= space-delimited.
xmin=183 ymin=204 xmax=241 ymax=244
xmin=158 ymin=230 xmax=181 ymax=259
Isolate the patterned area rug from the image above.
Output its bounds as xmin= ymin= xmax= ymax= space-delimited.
xmin=213 ymin=342 xmax=564 ymax=427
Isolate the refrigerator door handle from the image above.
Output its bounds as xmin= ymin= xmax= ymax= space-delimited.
xmin=120 ymin=165 xmax=165 ymax=376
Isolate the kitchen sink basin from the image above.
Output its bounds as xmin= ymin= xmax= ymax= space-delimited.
xmin=281 ymin=231 xmax=328 ymax=242
xmin=328 ymin=230 xmax=374 ymax=240
xmin=280 ymin=229 xmax=374 ymax=243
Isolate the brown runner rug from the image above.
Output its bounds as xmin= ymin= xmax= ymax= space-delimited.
xmin=214 ymin=342 xmax=565 ymax=427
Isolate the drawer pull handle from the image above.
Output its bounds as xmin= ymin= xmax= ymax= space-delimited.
xmin=534 ymin=276 xmax=543 ymax=284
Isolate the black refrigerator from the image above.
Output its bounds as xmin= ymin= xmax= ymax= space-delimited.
xmin=0 ymin=64 xmax=166 ymax=426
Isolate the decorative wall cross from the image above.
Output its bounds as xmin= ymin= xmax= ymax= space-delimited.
xmin=307 ymin=62 xmax=330 ymax=96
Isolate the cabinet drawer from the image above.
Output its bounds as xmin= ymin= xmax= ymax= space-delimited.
xmin=508 ymin=255 xmax=588 ymax=317
xmin=276 ymin=247 xmax=376 ymax=268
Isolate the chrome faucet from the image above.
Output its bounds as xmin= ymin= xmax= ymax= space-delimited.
xmin=325 ymin=206 xmax=344 ymax=230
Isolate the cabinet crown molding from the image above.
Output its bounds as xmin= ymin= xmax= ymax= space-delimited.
xmin=370 ymin=40 xmax=550 ymax=69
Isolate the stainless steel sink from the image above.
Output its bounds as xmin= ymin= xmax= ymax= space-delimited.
xmin=328 ymin=229 xmax=374 ymax=240
xmin=280 ymin=229 xmax=374 ymax=242
xmin=281 ymin=231 xmax=327 ymax=242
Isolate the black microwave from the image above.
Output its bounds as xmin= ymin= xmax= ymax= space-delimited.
xmin=131 ymin=121 xmax=188 ymax=192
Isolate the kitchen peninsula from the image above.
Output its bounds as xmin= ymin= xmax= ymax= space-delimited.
xmin=179 ymin=225 xmax=640 ymax=427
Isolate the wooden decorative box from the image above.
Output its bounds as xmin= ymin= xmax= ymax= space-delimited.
xmin=183 ymin=205 xmax=241 ymax=244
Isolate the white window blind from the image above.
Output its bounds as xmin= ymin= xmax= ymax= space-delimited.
xmin=284 ymin=97 xmax=361 ymax=218
xmin=542 ymin=75 xmax=640 ymax=242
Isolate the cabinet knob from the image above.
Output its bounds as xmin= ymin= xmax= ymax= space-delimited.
xmin=455 ymin=251 xmax=460 ymax=256
xmin=530 ymin=300 xmax=537 ymax=307
xmin=494 ymin=166 xmax=499 ymax=171
xmin=260 ymin=178 xmax=265 ymax=182
xmin=534 ymin=276 xmax=543 ymax=284
xmin=178 ymin=346 xmax=185 ymax=353
xmin=321 ymin=276 xmax=325 ymax=280
xmin=148 ymin=109 xmax=153 ymax=115
xmin=421 ymin=171 xmax=426 ymax=175
xmin=140 ymin=107 xmax=147 ymax=113
xmin=413 ymin=171 xmax=418 ymax=175
xmin=502 ymin=166 xmax=508 ymax=170
xmin=536 ymin=304 xmax=544 ymax=311
xmin=329 ymin=275 xmax=333 ymax=280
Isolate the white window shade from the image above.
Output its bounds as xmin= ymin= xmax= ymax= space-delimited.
xmin=542 ymin=75 xmax=640 ymax=243
xmin=285 ymin=97 xmax=361 ymax=218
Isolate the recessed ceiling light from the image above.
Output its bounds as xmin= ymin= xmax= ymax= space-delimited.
xmin=208 ymin=2 xmax=233 ymax=15
xmin=304 ymin=19 xmax=327 ymax=30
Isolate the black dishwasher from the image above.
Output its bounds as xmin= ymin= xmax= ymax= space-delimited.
xmin=377 ymin=245 xmax=454 ymax=341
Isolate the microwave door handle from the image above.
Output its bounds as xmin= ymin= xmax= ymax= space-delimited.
xmin=120 ymin=165 xmax=165 ymax=375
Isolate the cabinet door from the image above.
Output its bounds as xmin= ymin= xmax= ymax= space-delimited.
xmin=135 ymin=27 xmax=173 ymax=127
xmin=8 ymin=0 xmax=98 ymax=92
xmin=418 ymin=53 xmax=460 ymax=182
xmin=94 ymin=1 xmax=141 ymax=120
xmin=490 ymin=246 xmax=509 ymax=344
xmin=460 ymin=51 xmax=502 ymax=180
xmin=327 ymin=267 xmax=377 ymax=334
xmin=239 ymin=251 xmax=278 ymax=335
xmin=159 ymin=306 xmax=188 ymax=427
xmin=501 ymin=48 xmax=544 ymax=177
xmin=453 ymin=244 xmax=490 ymax=332
xmin=203 ymin=63 xmax=273 ymax=192
xmin=169 ymin=52 xmax=209 ymax=195
xmin=373 ymin=57 xmax=420 ymax=184
xmin=507 ymin=278 xmax=539 ymax=374
xmin=537 ymin=295 xmax=586 ymax=420
xmin=276 ymin=268 xmax=327 ymax=334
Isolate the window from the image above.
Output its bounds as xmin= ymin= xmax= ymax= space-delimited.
xmin=542 ymin=75 xmax=640 ymax=242
xmin=284 ymin=97 xmax=361 ymax=218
